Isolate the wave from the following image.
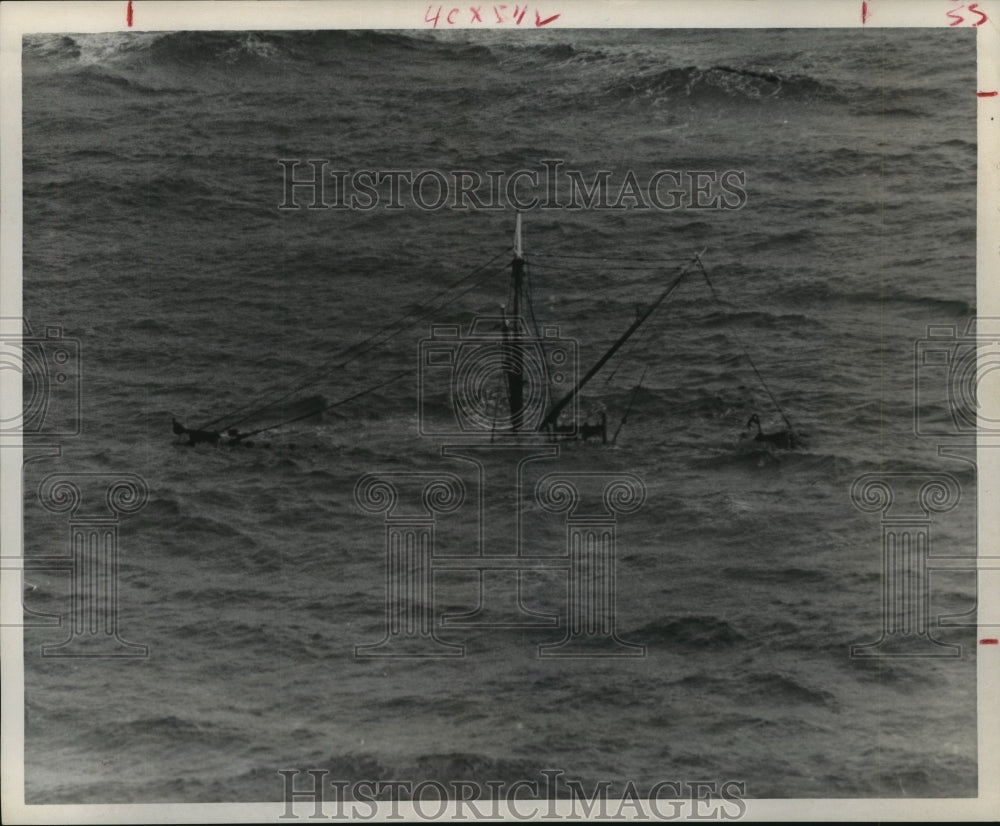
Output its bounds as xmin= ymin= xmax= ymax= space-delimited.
xmin=166 ymin=514 xmax=246 ymax=541
xmin=700 ymin=308 xmax=817 ymax=329
xmin=738 ymin=672 xmax=836 ymax=706
xmin=532 ymin=43 xmax=586 ymax=61
xmin=25 ymin=173 xmax=223 ymax=212
xmin=24 ymin=30 xmax=485 ymax=78
xmin=172 ymin=586 xmax=279 ymax=607
xmin=79 ymin=714 xmax=247 ymax=753
xmin=235 ymin=750 xmax=583 ymax=793
xmin=746 ymin=228 xmax=818 ymax=251
xmin=845 ymin=656 xmax=937 ymax=688
xmin=628 ymin=615 xmax=747 ymax=648
xmin=22 ymin=34 xmax=82 ymax=60
xmin=780 ymin=281 xmax=975 ymax=317
xmin=608 ymin=64 xmax=841 ymax=105
xmin=70 ymin=64 xmax=193 ymax=96
xmin=722 ymin=564 xmax=831 ymax=585
xmin=25 ymin=33 xmax=850 ymax=112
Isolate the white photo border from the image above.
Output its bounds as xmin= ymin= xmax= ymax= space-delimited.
xmin=1 ymin=0 xmax=997 ymax=822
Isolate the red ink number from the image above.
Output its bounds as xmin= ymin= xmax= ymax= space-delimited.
xmin=126 ymin=0 xmax=133 ymax=27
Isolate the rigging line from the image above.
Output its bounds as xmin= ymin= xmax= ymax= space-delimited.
xmin=234 ymin=369 xmax=412 ymax=439
xmin=522 ymin=262 xmax=554 ymax=406
xmin=203 ymin=248 xmax=509 ymax=429
xmin=695 ymin=256 xmax=796 ymax=433
xmin=523 ymin=262 xmax=543 ymax=338
xmin=602 ymin=280 xmax=674 ymax=386
xmin=602 ymin=316 xmax=652 ymax=385
xmin=198 ymin=247 xmax=511 ymax=431
xmin=531 ymin=252 xmax=691 ymax=264
xmin=220 ymin=262 xmax=505 ymax=433
xmin=529 ymin=261 xmax=688 ymax=273
xmin=540 ymin=250 xmax=705 ymax=430
xmin=327 ymin=260 xmax=509 ymax=370
xmin=602 ymin=259 xmax=702 ymax=386
xmin=611 ymin=366 xmax=648 ymax=444
xmin=342 ymin=260 xmax=511 ymax=365
xmin=535 ymin=269 xmax=681 ymax=312
xmin=489 ymin=369 xmax=507 ymax=444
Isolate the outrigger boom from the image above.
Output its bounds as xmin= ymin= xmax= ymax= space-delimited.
xmin=537 ymin=247 xmax=707 ymax=432
xmin=500 ymin=214 xmax=705 ymax=439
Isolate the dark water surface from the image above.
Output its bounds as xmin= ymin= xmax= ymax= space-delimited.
xmin=21 ymin=28 xmax=978 ymax=801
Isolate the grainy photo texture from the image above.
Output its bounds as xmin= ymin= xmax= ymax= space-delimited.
xmin=10 ymin=18 xmax=988 ymax=820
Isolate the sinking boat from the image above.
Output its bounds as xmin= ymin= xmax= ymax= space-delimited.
xmin=173 ymin=214 xmax=798 ymax=450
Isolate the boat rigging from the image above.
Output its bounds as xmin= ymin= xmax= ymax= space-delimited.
xmin=171 ymin=214 xmax=800 ymax=450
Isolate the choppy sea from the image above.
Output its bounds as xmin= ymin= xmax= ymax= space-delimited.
xmin=19 ymin=27 xmax=978 ymax=802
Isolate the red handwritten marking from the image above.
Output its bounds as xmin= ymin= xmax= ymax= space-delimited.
xmin=126 ymin=0 xmax=133 ymax=27
xmin=425 ymin=3 xmax=557 ymax=27
xmin=948 ymin=3 xmax=989 ymax=25
xmin=861 ymin=1 xmax=869 ymax=24
xmin=981 ymin=638 xmax=999 ymax=645
xmin=979 ymin=91 xmax=999 ymax=97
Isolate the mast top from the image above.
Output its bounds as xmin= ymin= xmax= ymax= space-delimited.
xmin=513 ymin=212 xmax=523 ymax=260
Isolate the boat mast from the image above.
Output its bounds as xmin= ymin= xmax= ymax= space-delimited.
xmin=505 ymin=212 xmax=527 ymax=432
xmin=511 ymin=211 xmax=524 ymax=322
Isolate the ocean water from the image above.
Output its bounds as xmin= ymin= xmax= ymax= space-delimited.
xmin=19 ymin=28 xmax=979 ymax=802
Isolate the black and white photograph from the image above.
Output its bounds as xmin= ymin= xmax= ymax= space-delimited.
xmin=2 ymin=0 xmax=998 ymax=821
